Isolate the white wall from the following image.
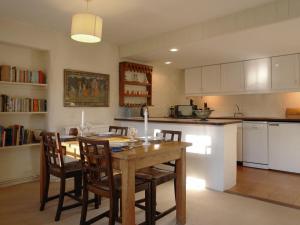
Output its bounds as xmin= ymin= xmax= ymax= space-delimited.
xmin=191 ymin=92 xmax=300 ymax=117
xmin=0 ymin=17 xmax=120 ymax=131
xmin=150 ymin=62 xmax=186 ymax=117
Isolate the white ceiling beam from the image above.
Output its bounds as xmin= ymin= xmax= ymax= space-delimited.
xmin=119 ymin=0 xmax=300 ymax=58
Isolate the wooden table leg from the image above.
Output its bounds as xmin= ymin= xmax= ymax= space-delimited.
xmin=176 ymin=148 xmax=186 ymax=225
xmin=120 ymin=159 xmax=136 ymax=225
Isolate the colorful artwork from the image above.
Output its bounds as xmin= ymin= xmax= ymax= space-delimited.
xmin=64 ymin=69 xmax=109 ymax=107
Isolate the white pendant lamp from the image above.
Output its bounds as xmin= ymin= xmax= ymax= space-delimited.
xmin=71 ymin=0 xmax=103 ymax=43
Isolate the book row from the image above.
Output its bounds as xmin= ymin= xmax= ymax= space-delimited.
xmin=0 ymin=125 xmax=40 ymax=147
xmin=0 ymin=95 xmax=47 ymax=112
xmin=0 ymin=65 xmax=46 ymax=84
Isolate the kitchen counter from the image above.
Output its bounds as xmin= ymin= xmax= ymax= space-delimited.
xmin=115 ymin=117 xmax=242 ymax=126
xmin=210 ymin=116 xmax=300 ymax=122
xmin=115 ymin=117 xmax=239 ymax=191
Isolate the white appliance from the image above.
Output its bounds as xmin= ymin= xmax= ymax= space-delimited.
xmin=242 ymin=121 xmax=269 ymax=169
xmin=269 ymin=122 xmax=300 ymax=173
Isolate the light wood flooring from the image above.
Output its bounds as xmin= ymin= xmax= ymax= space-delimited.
xmin=227 ymin=166 xmax=300 ymax=209
xmin=2 ymin=180 xmax=300 ymax=225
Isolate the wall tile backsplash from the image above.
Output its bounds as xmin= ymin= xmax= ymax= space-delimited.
xmin=191 ymin=92 xmax=300 ymax=118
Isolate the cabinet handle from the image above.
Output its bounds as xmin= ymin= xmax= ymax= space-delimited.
xmin=269 ymin=123 xmax=279 ymax=126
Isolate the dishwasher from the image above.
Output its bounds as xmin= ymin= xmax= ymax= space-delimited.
xmin=242 ymin=121 xmax=269 ymax=169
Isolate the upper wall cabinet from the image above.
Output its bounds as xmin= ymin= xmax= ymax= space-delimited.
xmin=221 ymin=62 xmax=244 ymax=92
xmin=244 ymin=58 xmax=271 ymax=92
xmin=185 ymin=68 xmax=202 ymax=95
xmin=202 ymin=65 xmax=221 ymax=93
xmin=271 ymin=54 xmax=300 ymax=90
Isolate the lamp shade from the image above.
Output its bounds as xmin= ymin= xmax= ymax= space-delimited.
xmin=71 ymin=13 xmax=103 ymax=43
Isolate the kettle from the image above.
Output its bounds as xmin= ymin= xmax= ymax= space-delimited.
xmin=140 ymin=104 xmax=149 ymax=118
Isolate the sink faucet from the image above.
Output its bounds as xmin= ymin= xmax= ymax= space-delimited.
xmin=234 ymin=104 xmax=244 ymax=118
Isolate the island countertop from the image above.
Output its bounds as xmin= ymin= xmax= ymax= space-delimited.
xmin=114 ymin=117 xmax=242 ymax=126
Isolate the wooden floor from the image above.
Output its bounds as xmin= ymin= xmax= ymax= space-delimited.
xmin=2 ymin=180 xmax=300 ymax=225
xmin=227 ymin=166 xmax=300 ymax=209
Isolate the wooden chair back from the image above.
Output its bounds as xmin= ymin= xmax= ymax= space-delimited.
xmin=78 ymin=137 xmax=114 ymax=193
xmin=160 ymin=130 xmax=182 ymax=142
xmin=69 ymin=128 xmax=78 ymax=136
xmin=42 ymin=132 xmax=64 ymax=170
xmin=109 ymin=126 xmax=128 ymax=136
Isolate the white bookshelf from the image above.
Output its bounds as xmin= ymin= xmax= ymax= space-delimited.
xmin=0 ymin=43 xmax=48 ymax=187
xmin=0 ymin=143 xmax=40 ymax=150
xmin=0 ymin=112 xmax=47 ymax=115
xmin=0 ymin=81 xmax=47 ymax=88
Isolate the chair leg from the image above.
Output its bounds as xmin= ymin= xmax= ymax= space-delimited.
xmin=40 ymin=171 xmax=50 ymax=211
xmin=74 ymin=174 xmax=82 ymax=197
xmin=150 ymin=182 xmax=157 ymax=225
xmin=55 ymin=177 xmax=66 ymax=221
xmin=109 ymin=195 xmax=117 ymax=225
xmin=173 ymin=178 xmax=177 ymax=203
xmin=80 ymin=187 xmax=88 ymax=225
xmin=94 ymin=194 xmax=100 ymax=209
xmin=145 ymin=185 xmax=152 ymax=225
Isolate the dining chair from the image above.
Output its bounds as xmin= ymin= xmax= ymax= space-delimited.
xmin=136 ymin=130 xmax=182 ymax=225
xmin=40 ymin=132 xmax=82 ymax=221
xmin=69 ymin=127 xmax=79 ymax=136
xmin=78 ymin=137 xmax=152 ymax=225
xmin=108 ymin=126 xmax=128 ymax=136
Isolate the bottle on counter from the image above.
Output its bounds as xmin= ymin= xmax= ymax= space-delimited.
xmin=204 ymin=102 xmax=210 ymax=110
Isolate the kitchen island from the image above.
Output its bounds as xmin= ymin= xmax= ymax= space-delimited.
xmin=115 ymin=117 xmax=241 ymax=191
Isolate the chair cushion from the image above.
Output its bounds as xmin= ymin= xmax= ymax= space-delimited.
xmin=136 ymin=167 xmax=175 ymax=184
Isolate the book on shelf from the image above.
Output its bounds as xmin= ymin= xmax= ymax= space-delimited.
xmin=0 ymin=64 xmax=46 ymax=84
xmin=0 ymin=94 xmax=47 ymax=112
xmin=0 ymin=124 xmax=42 ymax=147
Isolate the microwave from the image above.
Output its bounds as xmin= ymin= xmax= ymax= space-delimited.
xmin=174 ymin=105 xmax=193 ymax=118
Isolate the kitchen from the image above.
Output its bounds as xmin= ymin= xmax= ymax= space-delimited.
xmin=2 ymin=1 xmax=300 ymax=225
xmin=116 ymin=52 xmax=300 ymax=208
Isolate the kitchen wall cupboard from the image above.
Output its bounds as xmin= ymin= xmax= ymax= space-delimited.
xmin=201 ymin=64 xmax=221 ymax=93
xmin=244 ymin=58 xmax=271 ymax=92
xmin=268 ymin=122 xmax=300 ymax=173
xmin=184 ymin=68 xmax=202 ymax=95
xmin=221 ymin=62 xmax=244 ymax=92
xmin=184 ymin=53 xmax=300 ymax=96
xmin=271 ymin=54 xmax=300 ymax=90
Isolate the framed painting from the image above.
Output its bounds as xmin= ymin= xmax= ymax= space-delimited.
xmin=64 ymin=69 xmax=109 ymax=107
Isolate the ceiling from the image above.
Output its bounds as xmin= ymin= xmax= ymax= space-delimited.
xmin=0 ymin=0 xmax=274 ymax=45
xmin=129 ymin=17 xmax=300 ymax=69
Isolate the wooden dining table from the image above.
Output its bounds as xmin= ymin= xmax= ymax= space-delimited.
xmin=40 ymin=136 xmax=191 ymax=225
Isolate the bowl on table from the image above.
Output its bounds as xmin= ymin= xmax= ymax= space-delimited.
xmin=194 ymin=109 xmax=214 ymax=121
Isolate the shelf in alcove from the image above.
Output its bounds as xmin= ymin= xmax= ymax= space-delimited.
xmin=0 ymin=112 xmax=47 ymax=115
xmin=0 ymin=81 xmax=47 ymax=88
xmin=0 ymin=143 xmax=40 ymax=150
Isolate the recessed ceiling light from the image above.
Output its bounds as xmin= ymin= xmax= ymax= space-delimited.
xmin=169 ymin=48 xmax=179 ymax=52
xmin=165 ymin=61 xmax=172 ymax=65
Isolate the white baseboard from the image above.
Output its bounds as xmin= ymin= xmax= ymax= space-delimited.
xmin=243 ymin=162 xmax=269 ymax=169
xmin=0 ymin=175 xmax=40 ymax=187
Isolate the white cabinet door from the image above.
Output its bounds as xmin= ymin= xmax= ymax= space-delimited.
xmin=269 ymin=122 xmax=300 ymax=173
xmin=221 ymin=62 xmax=244 ymax=92
xmin=242 ymin=122 xmax=268 ymax=165
xmin=184 ymin=68 xmax=202 ymax=95
xmin=244 ymin=58 xmax=271 ymax=91
xmin=271 ymin=54 xmax=300 ymax=90
xmin=202 ymin=65 xmax=221 ymax=93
